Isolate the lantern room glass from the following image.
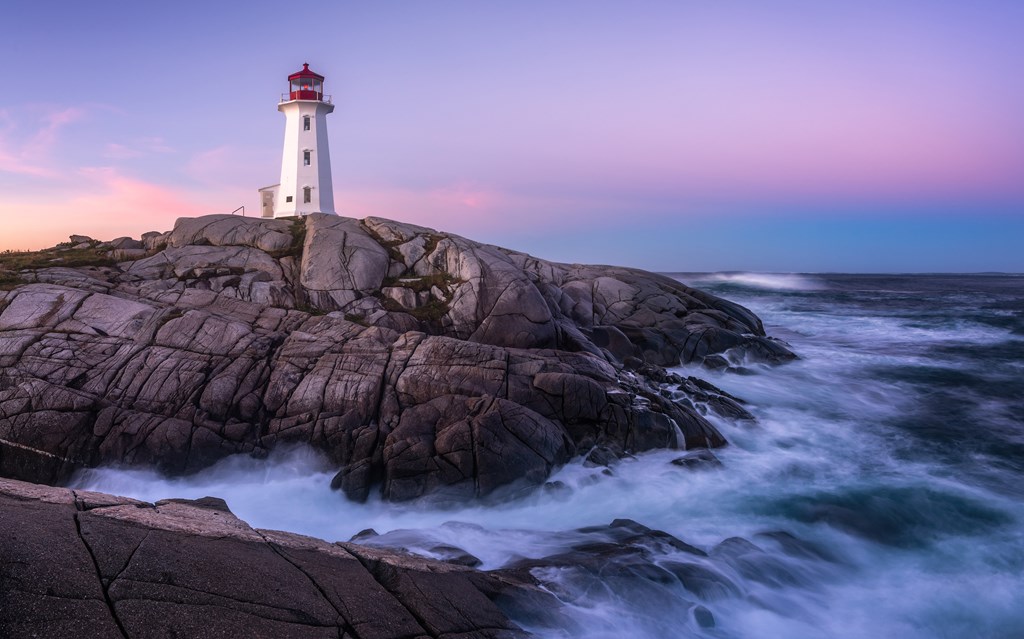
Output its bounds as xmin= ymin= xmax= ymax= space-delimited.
xmin=290 ymin=79 xmax=323 ymax=100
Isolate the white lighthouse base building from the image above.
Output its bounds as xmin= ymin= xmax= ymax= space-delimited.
xmin=260 ymin=63 xmax=337 ymax=218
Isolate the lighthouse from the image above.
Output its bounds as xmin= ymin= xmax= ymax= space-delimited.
xmin=259 ymin=63 xmax=336 ymax=218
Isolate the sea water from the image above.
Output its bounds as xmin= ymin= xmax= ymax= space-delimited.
xmin=71 ymin=274 xmax=1024 ymax=638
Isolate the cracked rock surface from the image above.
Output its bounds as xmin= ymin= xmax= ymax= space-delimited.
xmin=0 ymin=477 xmax=534 ymax=639
xmin=0 ymin=214 xmax=793 ymax=500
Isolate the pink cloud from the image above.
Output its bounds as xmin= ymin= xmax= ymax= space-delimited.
xmin=0 ymin=168 xmax=208 ymax=250
xmin=427 ymin=183 xmax=500 ymax=210
xmin=0 ymin=106 xmax=84 ymax=178
xmin=102 ymin=143 xmax=145 ymax=160
xmin=103 ymin=137 xmax=173 ymax=160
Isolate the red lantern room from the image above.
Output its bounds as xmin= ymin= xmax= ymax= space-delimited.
xmin=287 ymin=63 xmax=325 ymax=101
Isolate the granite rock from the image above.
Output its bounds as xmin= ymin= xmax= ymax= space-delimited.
xmin=0 ymin=214 xmax=794 ymax=500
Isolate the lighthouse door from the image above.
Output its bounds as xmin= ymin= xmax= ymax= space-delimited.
xmin=261 ymin=191 xmax=275 ymax=218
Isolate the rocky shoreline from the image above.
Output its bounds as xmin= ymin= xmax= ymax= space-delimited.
xmin=0 ymin=214 xmax=792 ymax=501
xmin=0 ymin=477 xmax=538 ymax=638
xmin=4 ymin=473 xmax=831 ymax=638
xmin=0 ymin=214 xmax=799 ymax=638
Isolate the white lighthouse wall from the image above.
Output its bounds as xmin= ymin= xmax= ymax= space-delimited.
xmin=276 ymin=100 xmax=336 ymax=216
xmin=313 ymin=106 xmax=335 ymax=213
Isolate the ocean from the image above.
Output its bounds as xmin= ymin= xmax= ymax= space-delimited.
xmin=72 ymin=273 xmax=1024 ymax=638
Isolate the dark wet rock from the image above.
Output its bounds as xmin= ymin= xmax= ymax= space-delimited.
xmin=753 ymin=530 xmax=839 ymax=563
xmin=349 ymin=528 xmax=379 ymax=542
xmin=468 ymin=572 xmax=583 ymax=636
xmin=1 ymin=213 xmax=792 ymax=500
xmin=380 ymin=394 xmax=574 ymax=502
xmin=583 ymin=445 xmax=620 ymax=468
xmin=692 ymin=605 xmax=716 ymax=628
xmin=686 ymin=376 xmax=745 ymax=402
xmin=670 ymin=449 xmax=724 ymax=470
xmin=702 ymin=354 xmax=730 ymax=369
xmin=593 ymin=518 xmax=708 ymax=557
xmin=677 ymin=376 xmax=756 ymax=421
xmin=487 ymin=522 xmax=836 ymax=636
xmin=427 ymin=544 xmax=483 ymax=568
xmin=710 ymin=536 xmax=808 ymax=587
xmin=339 ymin=542 xmax=527 ymax=638
xmin=589 ymin=325 xmax=637 ymax=362
xmin=542 ymin=480 xmax=570 ymax=496
xmin=662 ymin=561 xmax=742 ymax=600
xmin=502 ymin=519 xmax=708 ymax=576
xmin=622 ymin=355 xmax=645 ymax=370
xmin=156 ymin=495 xmax=232 ymax=513
xmin=727 ymin=366 xmax=759 ymax=375
xmin=711 ymin=536 xmax=763 ymax=558
xmin=350 ymin=524 xmax=486 ymax=568
xmin=0 ymin=477 xmax=530 ymax=639
xmin=485 ymin=519 xmax=737 ymax=637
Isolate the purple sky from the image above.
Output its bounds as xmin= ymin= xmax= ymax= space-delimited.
xmin=1 ymin=1 xmax=1022 ymax=271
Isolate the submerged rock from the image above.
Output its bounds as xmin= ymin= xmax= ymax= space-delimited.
xmin=0 ymin=214 xmax=793 ymax=500
xmin=692 ymin=605 xmax=716 ymax=628
xmin=670 ymin=449 xmax=724 ymax=470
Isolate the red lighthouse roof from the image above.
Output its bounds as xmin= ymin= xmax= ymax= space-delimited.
xmin=284 ymin=62 xmax=329 ymax=102
xmin=288 ymin=63 xmax=324 ymax=81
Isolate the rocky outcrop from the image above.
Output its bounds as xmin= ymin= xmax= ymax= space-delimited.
xmin=0 ymin=477 xmax=839 ymax=639
xmin=0 ymin=477 xmax=536 ymax=638
xmin=0 ymin=214 xmax=793 ymax=500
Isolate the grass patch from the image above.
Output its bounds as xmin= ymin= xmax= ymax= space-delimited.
xmin=361 ymin=223 xmax=405 ymax=263
xmin=295 ymin=303 xmax=326 ymax=316
xmin=408 ymin=299 xmax=451 ymax=322
xmin=0 ymin=269 xmax=22 ymax=291
xmin=361 ymin=223 xmax=446 ymax=270
xmin=381 ymin=272 xmax=456 ymax=294
xmin=379 ymin=239 xmax=404 ymax=264
xmin=176 ymin=266 xmax=246 ymax=282
xmin=344 ymin=313 xmax=368 ymax=326
xmin=0 ymin=243 xmax=155 ymax=291
xmin=155 ymin=308 xmax=186 ymax=329
xmin=380 ymin=296 xmax=451 ymax=323
xmin=269 ymin=219 xmax=307 ymax=259
xmin=376 ymin=271 xmax=461 ymax=325
xmin=0 ymin=247 xmax=119 ymax=272
xmin=422 ymin=233 xmax=443 ymax=256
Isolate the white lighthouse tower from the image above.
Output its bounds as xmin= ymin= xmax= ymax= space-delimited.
xmin=260 ymin=63 xmax=336 ymax=218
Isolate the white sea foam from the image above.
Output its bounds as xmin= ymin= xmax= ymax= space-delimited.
xmin=687 ymin=272 xmax=825 ymax=291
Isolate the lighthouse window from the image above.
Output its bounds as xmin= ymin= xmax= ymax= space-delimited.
xmin=303 ymin=151 xmax=311 ymax=166
xmin=303 ymin=116 xmax=310 ymax=131
xmin=285 ymin=196 xmax=293 ymax=202
xmin=303 ymin=187 xmax=312 ymax=203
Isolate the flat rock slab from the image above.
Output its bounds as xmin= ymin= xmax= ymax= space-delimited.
xmin=0 ymin=477 xmax=529 ymax=639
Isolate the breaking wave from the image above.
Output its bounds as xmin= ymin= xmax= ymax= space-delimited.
xmin=679 ymin=272 xmax=825 ymax=291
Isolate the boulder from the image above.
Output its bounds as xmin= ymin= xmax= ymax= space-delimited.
xmin=168 ymin=214 xmax=296 ymax=253
xmin=300 ymin=215 xmax=390 ymax=310
xmin=108 ymin=236 xmax=144 ymax=250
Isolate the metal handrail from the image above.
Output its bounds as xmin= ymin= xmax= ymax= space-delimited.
xmin=231 ymin=206 xmax=245 ymax=216
xmin=280 ymin=93 xmax=331 ymax=102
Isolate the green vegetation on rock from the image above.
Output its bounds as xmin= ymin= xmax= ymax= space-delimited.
xmin=268 ymin=218 xmax=307 ymax=259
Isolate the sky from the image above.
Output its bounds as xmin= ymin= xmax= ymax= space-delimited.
xmin=1 ymin=1 xmax=1022 ymax=272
